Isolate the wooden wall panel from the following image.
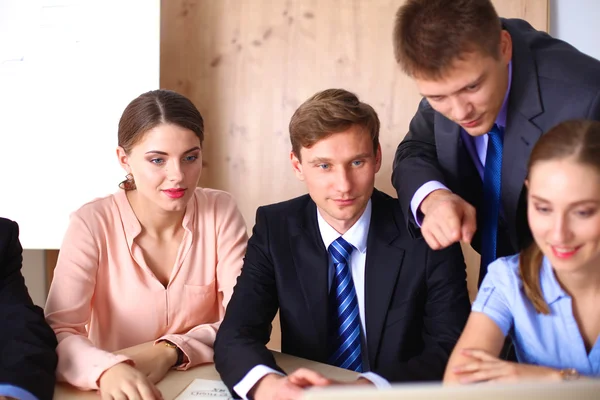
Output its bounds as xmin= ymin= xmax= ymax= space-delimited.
xmin=45 ymin=250 xmax=59 ymax=291
xmin=161 ymin=0 xmax=548 ymax=349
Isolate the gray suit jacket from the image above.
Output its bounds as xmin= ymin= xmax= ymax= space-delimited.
xmin=393 ymin=18 xmax=600 ymax=259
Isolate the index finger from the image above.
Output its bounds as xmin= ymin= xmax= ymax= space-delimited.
xmin=138 ymin=381 xmax=161 ymax=400
xmin=460 ymin=204 xmax=477 ymax=243
xmin=438 ymin=209 xmax=463 ymax=243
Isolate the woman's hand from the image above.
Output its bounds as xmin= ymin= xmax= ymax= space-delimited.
xmin=117 ymin=341 xmax=178 ymax=383
xmin=98 ymin=362 xmax=163 ymax=400
xmin=452 ymin=349 xmax=562 ymax=384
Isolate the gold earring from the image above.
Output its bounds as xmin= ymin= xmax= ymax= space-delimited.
xmin=119 ymin=173 xmax=136 ymax=190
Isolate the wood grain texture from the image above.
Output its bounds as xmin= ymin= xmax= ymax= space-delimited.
xmin=45 ymin=250 xmax=59 ymax=291
xmin=160 ymin=0 xmax=548 ymax=349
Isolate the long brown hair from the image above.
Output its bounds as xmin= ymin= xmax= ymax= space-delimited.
xmin=118 ymin=90 xmax=204 ymax=190
xmin=521 ymin=120 xmax=600 ymax=314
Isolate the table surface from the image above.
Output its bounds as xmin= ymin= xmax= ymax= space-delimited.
xmin=54 ymin=351 xmax=359 ymax=399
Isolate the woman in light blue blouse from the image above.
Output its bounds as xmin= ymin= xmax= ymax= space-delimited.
xmin=445 ymin=120 xmax=600 ymax=384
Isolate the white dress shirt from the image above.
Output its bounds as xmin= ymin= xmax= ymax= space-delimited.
xmin=233 ymin=200 xmax=390 ymax=399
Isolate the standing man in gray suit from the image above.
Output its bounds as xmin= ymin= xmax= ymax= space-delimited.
xmin=392 ymin=0 xmax=600 ymax=283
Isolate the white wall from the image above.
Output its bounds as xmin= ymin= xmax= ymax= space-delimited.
xmin=2 ymin=0 xmax=159 ymax=306
xmin=0 ymin=0 xmax=160 ymax=249
xmin=550 ymin=0 xmax=600 ymax=60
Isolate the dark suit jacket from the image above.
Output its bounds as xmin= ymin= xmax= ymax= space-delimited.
xmin=0 ymin=218 xmax=58 ymax=400
xmin=393 ymin=18 xmax=600 ymax=259
xmin=214 ymin=189 xmax=470 ymax=396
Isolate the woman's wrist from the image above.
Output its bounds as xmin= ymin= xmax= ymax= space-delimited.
xmin=157 ymin=340 xmax=183 ymax=367
xmin=557 ymin=368 xmax=580 ymax=381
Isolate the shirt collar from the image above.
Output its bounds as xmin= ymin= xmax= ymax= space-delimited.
xmin=114 ymin=189 xmax=196 ymax=247
xmin=317 ymin=200 xmax=371 ymax=254
xmin=540 ymin=256 xmax=569 ymax=305
xmin=495 ymin=60 xmax=513 ymax=129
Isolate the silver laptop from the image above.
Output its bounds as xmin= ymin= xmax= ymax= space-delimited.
xmin=303 ymin=380 xmax=600 ymax=400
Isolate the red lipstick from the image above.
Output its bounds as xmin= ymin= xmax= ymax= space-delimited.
xmin=163 ymin=188 xmax=186 ymax=199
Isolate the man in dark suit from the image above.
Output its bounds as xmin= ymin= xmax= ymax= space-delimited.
xmin=214 ymin=89 xmax=471 ymax=399
xmin=392 ymin=0 xmax=600 ymax=282
xmin=0 ymin=218 xmax=58 ymax=400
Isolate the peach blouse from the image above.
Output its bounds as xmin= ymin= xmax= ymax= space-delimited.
xmin=45 ymin=188 xmax=247 ymax=389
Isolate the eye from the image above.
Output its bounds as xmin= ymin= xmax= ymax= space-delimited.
xmin=351 ymin=160 xmax=364 ymax=167
xmin=534 ymin=205 xmax=551 ymax=214
xmin=428 ymin=96 xmax=444 ymax=102
xmin=465 ymin=84 xmax=479 ymax=91
xmin=183 ymin=155 xmax=198 ymax=163
xmin=317 ymin=163 xmax=330 ymax=170
xmin=150 ymin=158 xmax=164 ymax=165
xmin=575 ymin=208 xmax=596 ymax=218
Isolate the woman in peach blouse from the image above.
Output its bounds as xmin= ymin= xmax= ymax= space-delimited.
xmin=45 ymin=90 xmax=248 ymax=400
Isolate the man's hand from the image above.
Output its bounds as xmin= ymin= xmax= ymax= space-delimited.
xmin=250 ymin=369 xmax=331 ymax=400
xmin=419 ymin=190 xmax=476 ymax=250
xmin=324 ymin=377 xmax=374 ymax=386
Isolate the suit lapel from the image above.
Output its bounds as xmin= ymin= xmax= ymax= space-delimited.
xmin=502 ymin=21 xmax=544 ymax=245
xmin=435 ymin=113 xmax=462 ymax=179
xmin=435 ymin=114 xmax=484 ymax=208
xmin=364 ymin=191 xmax=405 ymax=368
xmin=289 ymin=199 xmax=330 ymax=359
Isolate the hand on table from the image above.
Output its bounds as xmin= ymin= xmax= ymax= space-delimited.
xmin=250 ymin=368 xmax=331 ymax=400
xmin=251 ymin=368 xmax=374 ymax=400
xmin=452 ymin=349 xmax=562 ymax=384
xmin=98 ymin=362 xmax=163 ymax=400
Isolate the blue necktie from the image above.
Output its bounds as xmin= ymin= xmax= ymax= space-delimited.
xmin=328 ymin=237 xmax=363 ymax=372
xmin=480 ymin=124 xmax=503 ymax=285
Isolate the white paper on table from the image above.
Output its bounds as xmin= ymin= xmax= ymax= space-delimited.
xmin=174 ymin=379 xmax=233 ymax=400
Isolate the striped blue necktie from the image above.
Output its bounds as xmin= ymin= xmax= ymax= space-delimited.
xmin=480 ymin=124 xmax=503 ymax=285
xmin=328 ymin=236 xmax=363 ymax=372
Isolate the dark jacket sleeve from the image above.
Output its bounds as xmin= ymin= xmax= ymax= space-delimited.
xmin=392 ymin=98 xmax=447 ymax=237
xmin=384 ymin=243 xmax=471 ymax=382
xmin=214 ymin=207 xmax=284 ymax=397
xmin=0 ymin=219 xmax=58 ymax=400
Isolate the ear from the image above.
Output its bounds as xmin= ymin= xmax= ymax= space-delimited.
xmin=116 ymin=146 xmax=131 ymax=173
xmin=290 ymin=150 xmax=305 ymax=181
xmin=374 ymin=144 xmax=382 ymax=174
xmin=499 ymin=30 xmax=512 ymax=64
xmin=524 ymin=178 xmax=529 ymax=190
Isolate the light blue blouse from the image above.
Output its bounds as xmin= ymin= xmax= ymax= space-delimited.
xmin=472 ymin=254 xmax=600 ymax=376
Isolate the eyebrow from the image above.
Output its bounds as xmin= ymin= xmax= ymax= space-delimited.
xmin=145 ymin=146 xmax=201 ymax=155
xmin=307 ymin=153 xmax=374 ymax=164
xmin=530 ymin=195 xmax=600 ymax=206
xmin=420 ymin=74 xmax=485 ymax=98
